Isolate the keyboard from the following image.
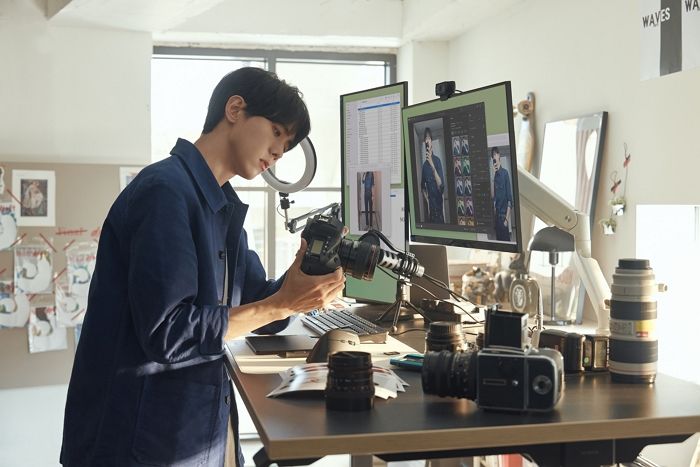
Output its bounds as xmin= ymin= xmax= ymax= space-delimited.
xmin=301 ymin=309 xmax=388 ymax=343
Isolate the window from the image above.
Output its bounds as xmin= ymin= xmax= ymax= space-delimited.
xmin=636 ymin=205 xmax=700 ymax=385
xmin=151 ymin=48 xmax=394 ymax=276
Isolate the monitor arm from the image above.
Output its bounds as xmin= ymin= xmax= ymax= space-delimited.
xmin=517 ymin=167 xmax=611 ymax=335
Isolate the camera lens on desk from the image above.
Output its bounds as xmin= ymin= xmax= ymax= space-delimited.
xmin=325 ymin=351 xmax=374 ymax=411
xmin=425 ymin=321 xmax=466 ymax=353
xmin=421 ymin=350 xmax=478 ymax=400
xmin=609 ymin=258 xmax=660 ymax=384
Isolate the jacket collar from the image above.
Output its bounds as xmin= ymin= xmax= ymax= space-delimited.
xmin=171 ymin=138 xmax=243 ymax=213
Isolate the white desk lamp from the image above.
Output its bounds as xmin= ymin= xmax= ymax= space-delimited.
xmin=517 ymin=167 xmax=611 ymax=335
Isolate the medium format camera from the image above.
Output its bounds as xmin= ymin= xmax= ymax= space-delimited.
xmin=300 ymin=213 xmax=423 ymax=279
xmin=422 ymin=346 xmax=564 ymax=412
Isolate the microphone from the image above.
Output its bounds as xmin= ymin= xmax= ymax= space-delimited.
xmin=376 ymin=249 xmax=424 ymax=278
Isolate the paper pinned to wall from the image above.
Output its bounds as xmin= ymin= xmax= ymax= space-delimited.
xmin=640 ymin=0 xmax=700 ymax=79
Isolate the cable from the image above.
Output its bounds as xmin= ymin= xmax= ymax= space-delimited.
xmin=378 ymin=267 xmax=439 ymax=300
xmin=391 ymin=328 xmax=427 ymax=336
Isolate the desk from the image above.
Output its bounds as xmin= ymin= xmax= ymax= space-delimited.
xmin=225 ymin=319 xmax=700 ymax=467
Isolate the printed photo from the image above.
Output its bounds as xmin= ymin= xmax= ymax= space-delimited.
xmin=12 ymin=170 xmax=55 ymax=227
xmin=0 ymin=202 xmax=17 ymax=251
xmin=28 ymin=304 xmax=68 ymax=354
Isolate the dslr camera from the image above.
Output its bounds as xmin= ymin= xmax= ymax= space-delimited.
xmin=300 ymin=211 xmax=423 ymax=280
xmin=300 ymin=213 xmax=379 ymax=279
xmin=422 ymin=345 xmax=564 ymax=412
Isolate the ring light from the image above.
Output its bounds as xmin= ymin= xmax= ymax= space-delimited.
xmin=261 ymin=137 xmax=317 ymax=193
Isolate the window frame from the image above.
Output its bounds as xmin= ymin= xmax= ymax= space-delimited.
xmin=152 ymin=46 xmax=396 ymax=276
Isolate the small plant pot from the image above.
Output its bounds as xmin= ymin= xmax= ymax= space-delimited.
xmin=611 ymin=203 xmax=625 ymax=216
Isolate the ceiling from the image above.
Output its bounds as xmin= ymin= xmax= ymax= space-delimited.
xmin=1 ymin=0 xmax=524 ymax=49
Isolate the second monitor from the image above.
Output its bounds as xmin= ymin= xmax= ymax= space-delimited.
xmin=403 ymin=81 xmax=522 ymax=254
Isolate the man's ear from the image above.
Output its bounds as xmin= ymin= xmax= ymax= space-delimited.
xmin=225 ymin=95 xmax=246 ymax=123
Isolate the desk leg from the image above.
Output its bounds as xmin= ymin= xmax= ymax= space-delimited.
xmin=252 ymin=447 xmax=320 ymax=467
xmin=350 ymin=454 xmax=374 ymax=467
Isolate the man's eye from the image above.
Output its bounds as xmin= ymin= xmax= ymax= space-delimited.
xmin=273 ymin=127 xmax=281 ymax=137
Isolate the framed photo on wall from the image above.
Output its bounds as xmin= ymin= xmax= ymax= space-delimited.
xmin=12 ymin=170 xmax=56 ymax=227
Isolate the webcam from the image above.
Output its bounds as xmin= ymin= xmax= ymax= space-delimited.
xmin=435 ymin=81 xmax=456 ymax=101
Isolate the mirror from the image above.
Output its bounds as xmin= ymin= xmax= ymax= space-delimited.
xmin=530 ymin=112 xmax=608 ymax=324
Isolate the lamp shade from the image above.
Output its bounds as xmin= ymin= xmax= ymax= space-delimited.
xmin=529 ymin=226 xmax=574 ymax=253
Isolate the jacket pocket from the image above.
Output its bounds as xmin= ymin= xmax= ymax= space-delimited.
xmin=133 ymin=375 xmax=219 ymax=466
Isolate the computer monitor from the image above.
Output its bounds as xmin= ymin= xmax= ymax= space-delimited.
xmin=340 ymin=82 xmax=408 ymax=304
xmin=403 ymin=81 xmax=522 ymax=253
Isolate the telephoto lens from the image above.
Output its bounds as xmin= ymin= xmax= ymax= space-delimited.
xmin=609 ymin=258 xmax=665 ymax=383
xmin=421 ymin=350 xmax=478 ymax=400
xmin=425 ymin=321 xmax=466 ymax=353
xmin=325 ymin=351 xmax=374 ymax=411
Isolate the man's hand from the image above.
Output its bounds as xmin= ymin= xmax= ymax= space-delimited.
xmin=270 ymin=238 xmax=345 ymax=315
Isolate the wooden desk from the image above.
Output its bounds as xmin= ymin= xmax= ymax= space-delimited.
xmin=226 ymin=335 xmax=700 ymax=467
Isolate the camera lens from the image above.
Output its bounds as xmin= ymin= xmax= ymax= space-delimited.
xmin=421 ymin=350 xmax=477 ymax=400
xmin=337 ymin=239 xmax=380 ymax=280
xmin=609 ymin=258 xmax=659 ymax=384
xmin=325 ymin=351 xmax=374 ymax=411
xmin=425 ymin=321 xmax=466 ymax=353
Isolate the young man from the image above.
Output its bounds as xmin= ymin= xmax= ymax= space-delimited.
xmin=420 ymin=127 xmax=445 ymax=224
xmin=60 ymin=67 xmax=345 ymax=467
xmin=491 ymin=146 xmax=513 ymax=241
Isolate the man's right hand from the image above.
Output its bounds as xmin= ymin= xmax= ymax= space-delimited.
xmin=271 ymin=238 xmax=345 ymax=316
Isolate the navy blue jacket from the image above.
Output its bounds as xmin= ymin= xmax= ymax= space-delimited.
xmin=61 ymin=139 xmax=289 ymax=466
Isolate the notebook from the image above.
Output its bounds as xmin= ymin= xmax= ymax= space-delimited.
xmin=244 ymin=335 xmax=317 ymax=357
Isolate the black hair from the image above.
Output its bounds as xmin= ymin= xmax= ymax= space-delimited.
xmin=423 ymin=127 xmax=432 ymax=140
xmin=202 ymin=67 xmax=310 ymax=151
xmin=491 ymin=146 xmax=501 ymax=157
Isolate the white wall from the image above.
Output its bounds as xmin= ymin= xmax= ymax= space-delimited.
xmin=0 ymin=22 xmax=152 ymax=164
xmin=445 ymin=0 xmax=700 ymax=318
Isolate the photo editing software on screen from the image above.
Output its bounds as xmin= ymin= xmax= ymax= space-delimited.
xmin=403 ymin=82 xmax=522 ymax=253
xmin=340 ymin=82 xmax=408 ymax=304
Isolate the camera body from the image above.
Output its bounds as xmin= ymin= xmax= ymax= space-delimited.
xmin=422 ymin=345 xmax=564 ymax=412
xmin=476 ymin=346 xmax=564 ymax=412
xmin=300 ymin=213 xmax=345 ymax=276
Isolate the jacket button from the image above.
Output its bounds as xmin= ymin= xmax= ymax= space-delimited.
xmin=218 ymin=250 xmax=225 ymax=260
xmin=225 ymin=395 xmax=230 ymax=406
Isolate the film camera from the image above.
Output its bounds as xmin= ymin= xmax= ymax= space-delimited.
xmin=422 ymin=345 xmax=564 ymax=412
xmin=300 ymin=211 xmax=423 ymax=279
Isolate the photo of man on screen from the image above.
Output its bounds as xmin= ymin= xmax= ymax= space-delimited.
xmin=420 ymin=127 xmax=445 ymax=224
xmin=491 ymin=147 xmax=513 ymax=241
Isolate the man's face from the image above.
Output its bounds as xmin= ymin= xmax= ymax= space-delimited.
xmin=229 ymin=113 xmax=295 ymax=180
xmin=424 ymin=135 xmax=432 ymax=157
xmin=492 ymin=153 xmax=501 ymax=171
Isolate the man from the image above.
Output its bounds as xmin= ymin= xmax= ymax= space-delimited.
xmin=361 ymin=171 xmax=374 ymax=228
xmin=420 ymin=128 xmax=445 ymax=223
xmin=491 ymin=147 xmax=513 ymax=241
xmin=60 ymin=67 xmax=345 ymax=467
